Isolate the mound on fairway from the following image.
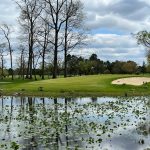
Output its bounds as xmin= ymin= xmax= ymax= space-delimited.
xmin=0 ymin=82 xmax=12 ymax=84
xmin=112 ymin=77 xmax=150 ymax=86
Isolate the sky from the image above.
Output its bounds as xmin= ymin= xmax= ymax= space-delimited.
xmin=0 ymin=0 xmax=150 ymax=65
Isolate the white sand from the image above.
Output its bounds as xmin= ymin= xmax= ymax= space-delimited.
xmin=112 ymin=77 xmax=150 ymax=86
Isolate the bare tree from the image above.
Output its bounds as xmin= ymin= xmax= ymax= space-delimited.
xmin=16 ymin=45 xmax=26 ymax=79
xmin=16 ymin=0 xmax=43 ymax=79
xmin=0 ymin=24 xmax=14 ymax=80
xmin=42 ymin=0 xmax=86 ymax=78
xmin=43 ymin=0 xmax=68 ymax=78
xmin=32 ymin=48 xmax=41 ymax=80
xmin=63 ymin=0 xmax=85 ymax=77
xmin=36 ymin=14 xmax=51 ymax=79
xmin=0 ymin=43 xmax=7 ymax=79
xmin=15 ymin=0 xmax=86 ymax=79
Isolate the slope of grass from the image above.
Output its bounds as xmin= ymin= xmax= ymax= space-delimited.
xmin=0 ymin=74 xmax=150 ymax=97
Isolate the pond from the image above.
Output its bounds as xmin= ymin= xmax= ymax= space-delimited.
xmin=0 ymin=96 xmax=150 ymax=150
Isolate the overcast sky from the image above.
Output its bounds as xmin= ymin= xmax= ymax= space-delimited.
xmin=1 ymin=0 xmax=150 ymax=65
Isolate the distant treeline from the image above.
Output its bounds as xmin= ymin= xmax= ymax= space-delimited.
xmin=0 ymin=54 xmax=147 ymax=79
xmin=64 ymin=54 xmax=145 ymax=75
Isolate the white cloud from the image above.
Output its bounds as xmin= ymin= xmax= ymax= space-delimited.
xmin=86 ymin=14 xmax=143 ymax=32
xmin=83 ymin=0 xmax=150 ymax=32
xmin=0 ymin=0 xmax=19 ymax=25
xmin=71 ymin=33 xmax=146 ymax=64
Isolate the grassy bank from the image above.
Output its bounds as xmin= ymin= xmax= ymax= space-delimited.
xmin=0 ymin=74 xmax=150 ymax=97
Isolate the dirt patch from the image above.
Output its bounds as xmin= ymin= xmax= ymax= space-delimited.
xmin=112 ymin=77 xmax=150 ymax=86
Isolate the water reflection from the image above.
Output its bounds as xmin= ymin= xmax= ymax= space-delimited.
xmin=0 ymin=96 xmax=150 ymax=150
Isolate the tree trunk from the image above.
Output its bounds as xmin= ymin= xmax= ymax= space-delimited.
xmin=41 ymin=44 xmax=45 ymax=79
xmin=64 ymin=19 xmax=68 ymax=78
xmin=64 ymin=0 xmax=68 ymax=78
xmin=7 ymin=37 xmax=13 ymax=80
xmin=53 ymin=3 xmax=59 ymax=79
xmin=1 ymin=56 xmax=4 ymax=80
xmin=10 ymin=50 xmax=13 ymax=80
xmin=41 ymin=30 xmax=47 ymax=80
xmin=53 ymin=36 xmax=58 ymax=79
xmin=26 ymin=56 xmax=30 ymax=79
xmin=29 ymin=51 xmax=33 ymax=79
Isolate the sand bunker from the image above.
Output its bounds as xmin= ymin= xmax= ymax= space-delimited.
xmin=112 ymin=77 xmax=150 ymax=86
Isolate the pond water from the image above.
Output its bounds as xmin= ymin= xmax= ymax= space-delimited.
xmin=0 ymin=96 xmax=149 ymax=150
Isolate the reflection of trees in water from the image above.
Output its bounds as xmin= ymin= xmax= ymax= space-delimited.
xmin=137 ymin=99 xmax=150 ymax=137
xmin=91 ymin=97 xmax=97 ymax=103
xmin=20 ymin=97 xmax=74 ymax=149
xmin=40 ymin=97 xmax=45 ymax=105
xmin=22 ymin=98 xmax=89 ymax=150
xmin=3 ymin=97 xmax=13 ymax=141
xmin=0 ymin=96 xmax=4 ymax=112
xmin=137 ymin=122 xmax=150 ymax=136
xmin=54 ymin=98 xmax=59 ymax=150
xmin=65 ymin=98 xmax=69 ymax=148
xmin=0 ymin=96 xmax=150 ymax=149
xmin=0 ymin=97 xmax=120 ymax=150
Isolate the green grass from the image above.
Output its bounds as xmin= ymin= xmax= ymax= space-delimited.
xmin=0 ymin=74 xmax=150 ymax=97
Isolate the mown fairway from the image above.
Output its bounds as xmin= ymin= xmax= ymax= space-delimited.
xmin=0 ymin=74 xmax=150 ymax=97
